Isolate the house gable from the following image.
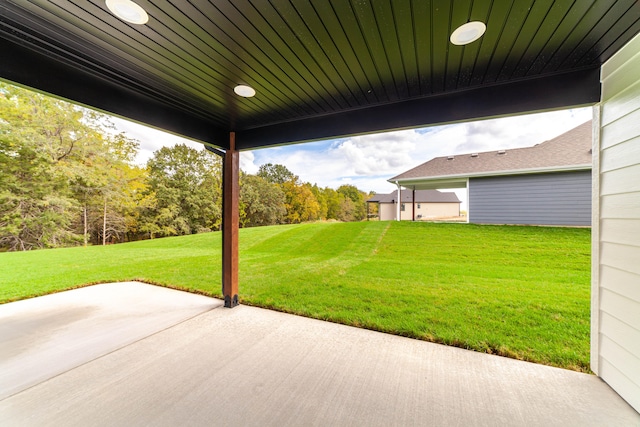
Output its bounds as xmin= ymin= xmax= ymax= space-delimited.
xmin=391 ymin=121 xmax=593 ymax=185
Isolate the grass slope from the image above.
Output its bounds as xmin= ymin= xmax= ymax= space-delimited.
xmin=0 ymin=222 xmax=591 ymax=371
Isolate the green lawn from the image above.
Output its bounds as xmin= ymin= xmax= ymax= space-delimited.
xmin=0 ymin=221 xmax=591 ymax=371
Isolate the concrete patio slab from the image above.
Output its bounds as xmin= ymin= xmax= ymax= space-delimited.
xmin=0 ymin=282 xmax=638 ymax=426
xmin=0 ymin=282 xmax=221 ymax=399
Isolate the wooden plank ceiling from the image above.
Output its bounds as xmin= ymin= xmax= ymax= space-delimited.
xmin=1 ymin=0 xmax=639 ymax=150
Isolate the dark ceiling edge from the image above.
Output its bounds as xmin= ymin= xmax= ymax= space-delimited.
xmin=0 ymin=36 xmax=230 ymax=149
xmin=0 ymin=32 xmax=601 ymax=152
xmin=236 ymin=68 xmax=602 ymax=150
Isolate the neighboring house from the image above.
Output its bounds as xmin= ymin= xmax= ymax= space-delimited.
xmin=389 ymin=121 xmax=593 ymax=226
xmin=367 ymin=190 xmax=461 ymax=221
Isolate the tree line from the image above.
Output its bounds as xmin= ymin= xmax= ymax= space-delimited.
xmin=0 ymin=83 xmax=372 ymax=251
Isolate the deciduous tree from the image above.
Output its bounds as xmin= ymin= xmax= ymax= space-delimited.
xmin=337 ymin=184 xmax=367 ymax=221
xmin=283 ymin=181 xmax=320 ymax=223
xmin=141 ymin=144 xmax=221 ymax=237
xmin=1 ymin=84 xmax=80 ymax=249
xmin=257 ymin=163 xmax=297 ymax=185
xmin=240 ymin=174 xmax=286 ymax=227
xmin=0 ymin=82 xmax=140 ymax=249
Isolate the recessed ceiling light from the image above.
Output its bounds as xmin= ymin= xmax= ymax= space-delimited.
xmin=234 ymin=85 xmax=256 ymax=97
xmin=106 ymin=0 xmax=149 ymax=25
xmin=450 ymin=21 xmax=486 ymax=45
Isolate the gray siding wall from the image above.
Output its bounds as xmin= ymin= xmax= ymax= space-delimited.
xmin=468 ymin=171 xmax=591 ymax=226
xmin=594 ymin=32 xmax=640 ymax=413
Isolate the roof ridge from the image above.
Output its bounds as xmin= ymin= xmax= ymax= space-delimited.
xmin=390 ymin=120 xmax=593 ymax=182
xmin=435 ymin=142 xmax=533 ymax=160
xmin=435 ymin=119 xmax=592 ymax=160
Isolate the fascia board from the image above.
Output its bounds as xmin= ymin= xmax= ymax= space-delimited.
xmin=389 ymin=164 xmax=592 ymax=186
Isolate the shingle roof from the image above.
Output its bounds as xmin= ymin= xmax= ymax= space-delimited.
xmin=367 ymin=190 xmax=460 ymax=204
xmin=390 ymin=121 xmax=592 ymax=182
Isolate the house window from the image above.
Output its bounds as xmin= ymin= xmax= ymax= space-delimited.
xmin=401 ymin=203 xmax=405 ymax=211
xmin=417 ymin=204 xmax=421 ymax=209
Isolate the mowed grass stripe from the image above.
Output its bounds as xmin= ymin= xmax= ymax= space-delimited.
xmin=0 ymin=222 xmax=591 ymax=371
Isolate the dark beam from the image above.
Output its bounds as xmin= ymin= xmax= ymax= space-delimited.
xmin=222 ymin=132 xmax=239 ymax=308
xmin=0 ymin=36 xmax=229 ymax=148
xmin=236 ymin=68 xmax=601 ymax=149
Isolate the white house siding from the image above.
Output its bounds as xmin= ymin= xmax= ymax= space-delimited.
xmin=378 ymin=203 xmax=460 ymax=221
xmin=596 ymin=32 xmax=640 ymax=413
xmin=379 ymin=203 xmax=397 ymax=221
xmin=468 ymin=171 xmax=592 ymax=226
xmin=416 ymin=203 xmax=460 ymax=219
xmin=400 ymin=205 xmax=413 ymax=221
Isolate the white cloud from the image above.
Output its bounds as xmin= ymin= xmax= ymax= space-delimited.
xmin=109 ymin=117 xmax=205 ymax=166
xmin=249 ymin=107 xmax=592 ymax=193
xmin=240 ymin=151 xmax=258 ymax=174
xmin=333 ymin=131 xmax=417 ymax=175
xmin=448 ymin=109 xmax=593 ymax=154
xmin=109 ymin=107 xmax=593 ymax=196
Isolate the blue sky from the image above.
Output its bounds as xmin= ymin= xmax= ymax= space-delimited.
xmin=112 ymin=107 xmax=593 ymax=208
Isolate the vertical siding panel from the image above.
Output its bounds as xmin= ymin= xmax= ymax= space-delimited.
xmin=468 ymin=171 xmax=592 ymax=226
xmin=597 ymin=32 xmax=640 ymax=413
xmin=591 ymin=106 xmax=601 ymax=375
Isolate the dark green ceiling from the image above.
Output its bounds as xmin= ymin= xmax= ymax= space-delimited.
xmin=1 ymin=0 xmax=639 ymax=149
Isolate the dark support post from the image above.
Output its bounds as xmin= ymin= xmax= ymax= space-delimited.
xmin=412 ymin=188 xmax=416 ymax=222
xmin=222 ymin=132 xmax=239 ymax=307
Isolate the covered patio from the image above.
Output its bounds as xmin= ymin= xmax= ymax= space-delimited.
xmin=1 ymin=282 xmax=638 ymax=426
xmin=1 ymin=0 xmax=639 ymax=417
